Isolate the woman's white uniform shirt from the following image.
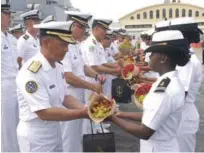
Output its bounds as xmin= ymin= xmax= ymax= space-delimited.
xmin=176 ymin=48 xmax=203 ymax=152
xmin=141 ymin=70 xmax=185 ymax=152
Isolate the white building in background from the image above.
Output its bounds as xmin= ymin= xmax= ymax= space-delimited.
xmin=119 ymin=0 xmax=204 ymax=36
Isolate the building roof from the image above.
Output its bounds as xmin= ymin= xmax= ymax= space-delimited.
xmin=119 ymin=2 xmax=204 ymax=20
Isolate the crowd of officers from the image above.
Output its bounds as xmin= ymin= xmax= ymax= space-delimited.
xmin=1 ymin=2 xmax=204 ymax=152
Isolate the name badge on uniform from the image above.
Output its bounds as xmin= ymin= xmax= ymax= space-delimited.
xmin=4 ymin=45 xmax=8 ymax=49
xmin=74 ymin=55 xmax=77 ymax=60
xmin=49 ymin=84 xmax=55 ymax=89
xmin=61 ymin=72 xmax=65 ymax=79
xmin=79 ymin=50 xmax=82 ymax=55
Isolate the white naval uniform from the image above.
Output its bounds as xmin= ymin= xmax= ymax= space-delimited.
xmin=1 ymin=31 xmax=19 ymax=152
xmin=16 ymin=52 xmax=67 ymax=152
xmin=17 ymin=31 xmax=40 ymax=64
xmin=176 ymin=48 xmax=203 ymax=152
xmin=103 ymin=47 xmax=116 ymax=98
xmin=81 ymin=34 xmax=107 ymax=102
xmin=140 ymin=71 xmax=185 ymax=152
xmin=81 ymin=34 xmax=107 ymax=134
xmin=140 ymin=41 xmax=147 ymax=50
xmin=61 ymin=42 xmax=86 ymax=152
xmin=110 ymin=41 xmax=119 ymax=56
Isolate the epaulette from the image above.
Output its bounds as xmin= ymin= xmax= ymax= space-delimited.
xmin=27 ymin=61 xmax=42 ymax=73
xmin=23 ymin=34 xmax=29 ymax=40
xmin=92 ymin=39 xmax=97 ymax=45
xmin=154 ymin=77 xmax=170 ymax=93
xmin=57 ymin=61 xmax=63 ymax=65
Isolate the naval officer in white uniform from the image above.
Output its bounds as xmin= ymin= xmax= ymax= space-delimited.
xmin=61 ymin=11 xmax=105 ymax=152
xmin=111 ymin=30 xmax=189 ymax=152
xmin=17 ymin=9 xmax=41 ymax=69
xmin=1 ymin=2 xmax=20 ymax=152
xmin=16 ymin=21 xmax=89 ymax=152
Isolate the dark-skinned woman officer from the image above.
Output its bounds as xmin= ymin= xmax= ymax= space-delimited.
xmin=110 ymin=30 xmax=190 ymax=152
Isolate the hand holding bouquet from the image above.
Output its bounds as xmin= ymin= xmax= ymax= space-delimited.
xmin=121 ymin=64 xmax=140 ymax=80
xmin=123 ymin=56 xmax=136 ymax=66
xmin=88 ymin=93 xmax=116 ymax=123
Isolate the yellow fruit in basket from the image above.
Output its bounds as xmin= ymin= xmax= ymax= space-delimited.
xmin=90 ymin=99 xmax=113 ymax=119
xmin=137 ymin=95 xmax=145 ymax=104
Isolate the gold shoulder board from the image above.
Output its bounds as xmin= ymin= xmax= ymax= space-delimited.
xmin=27 ymin=61 xmax=42 ymax=73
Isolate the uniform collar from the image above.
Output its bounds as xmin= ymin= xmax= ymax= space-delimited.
xmin=26 ymin=30 xmax=37 ymax=40
xmin=37 ymin=52 xmax=54 ymax=71
xmin=1 ymin=31 xmax=8 ymax=37
xmin=90 ymin=33 xmax=100 ymax=44
xmin=159 ymin=70 xmax=177 ymax=80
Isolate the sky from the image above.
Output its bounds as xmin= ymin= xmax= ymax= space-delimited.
xmin=70 ymin=0 xmax=204 ymax=22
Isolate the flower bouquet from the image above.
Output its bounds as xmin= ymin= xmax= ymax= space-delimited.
xmin=119 ymin=40 xmax=134 ymax=56
xmin=88 ymin=92 xmax=116 ymax=123
xmin=121 ymin=63 xmax=140 ymax=80
xmin=132 ymin=83 xmax=152 ymax=109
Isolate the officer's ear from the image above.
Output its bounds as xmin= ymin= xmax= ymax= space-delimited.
xmin=160 ymin=54 xmax=168 ymax=64
xmin=40 ymin=36 xmax=50 ymax=48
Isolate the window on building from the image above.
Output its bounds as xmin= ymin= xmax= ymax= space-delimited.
xmin=195 ymin=11 xmax=199 ymax=17
xmin=169 ymin=8 xmax=173 ymax=18
xmin=203 ymin=13 xmax=204 ymax=16
xmin=182 ymin=9 xmax=186 ymax=17
xmin=188 ymin=9 xmax=192 ymax=17
xmin=176 ymin=8 xmax=179 ymax=17
xmin=137 ymin=14 xmax=140 ymax=19
xmin=156 ymin=10 xmax=160 ymax=19
xmin=125 ymin=24 xmax=152 ymax=29
xmin=162 ymin=9 xmax=166 ymax=18
xmin=130 ymin=16 xmax=134 ymax=20
xmin=143 ymin=12 xmax=147 ymax=19
xmin=149 ymin=11 xmax=153 ymax=19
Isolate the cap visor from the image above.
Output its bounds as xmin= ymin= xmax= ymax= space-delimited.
xmin=2 ymin=10 xmax=16 ymax=13
xmin=59 ymin=36 xmax=76 ymax=44
xmin=144 ymin=44 xmax=185 ymax=54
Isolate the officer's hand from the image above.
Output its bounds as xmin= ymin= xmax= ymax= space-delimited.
xmin=93 ymin=83 xmax=102 ymax=94
xmin=131 ymin=84 xmax=139 ymax=91
xmin=81 ymin=106 xmax=89 ymax=119
xmin=117 ymin=59 xmax=125 ymax=67
xmin=96 ymin=74 xmax=106 ymax=85
xmin=113 ymin=65 xmax=122 ymax=75
xmin=138 ymin=71 xmax=145 ymax=79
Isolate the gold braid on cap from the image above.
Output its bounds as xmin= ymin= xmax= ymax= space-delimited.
xmin=71 ymin=17 xmax=87 ymax=27
xmin=46 ymin=31 xmax=72 ymax=37
xmin=46 ymin=31 xmax=75 ymax=43
xmin=98 ymin=21 xmax=109 ymax=29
